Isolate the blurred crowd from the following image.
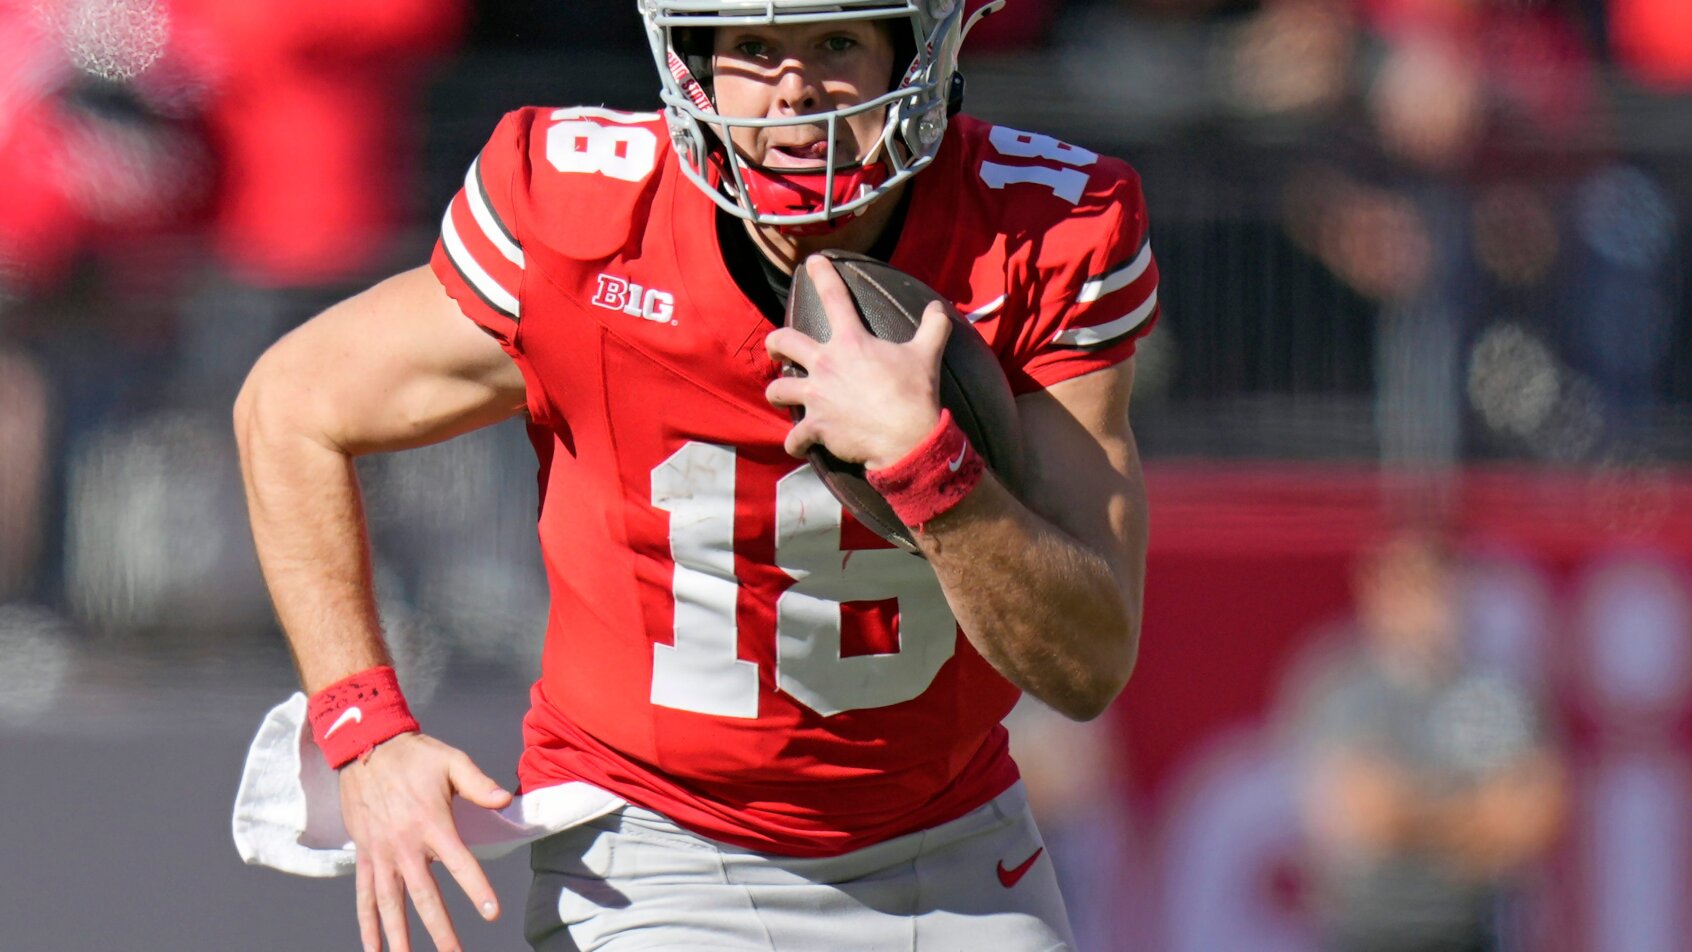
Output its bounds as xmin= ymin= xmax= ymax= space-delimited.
xmin=0 ymin=0 xmax=1686 ymax=947
xmin=0 ymin=0 xmax=493 ymax=692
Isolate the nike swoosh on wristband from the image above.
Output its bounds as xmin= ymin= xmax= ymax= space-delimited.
xmin=996 ymin=847 xmax=1044 ymax=888
xmin=323 ymin=706 xmax=363 ymax=739
xmin=947 ymin=444 xmax=968 ymax=472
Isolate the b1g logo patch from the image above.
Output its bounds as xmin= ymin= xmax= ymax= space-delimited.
xmin=593 ymin=273 xmax=676 ymax=324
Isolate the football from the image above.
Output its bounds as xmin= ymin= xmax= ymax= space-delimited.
xmin=784 ymin=249 xmax=1025 ymax=554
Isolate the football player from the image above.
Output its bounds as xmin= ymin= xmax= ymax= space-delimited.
xmin=234 ymin=0 xmax=1160 ymax=949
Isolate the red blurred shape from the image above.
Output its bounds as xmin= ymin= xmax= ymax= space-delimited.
xmin=1611 ymin=0 xmax=1692 ymax=89
xmin=169 ymin=0 xmax=465 ymax=284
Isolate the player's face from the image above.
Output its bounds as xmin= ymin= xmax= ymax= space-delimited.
xmin=711 ymin=21 xmax=897 ymax=170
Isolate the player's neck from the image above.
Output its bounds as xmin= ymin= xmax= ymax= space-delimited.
xmin=744 ymin=182 xmax=909 ymax=274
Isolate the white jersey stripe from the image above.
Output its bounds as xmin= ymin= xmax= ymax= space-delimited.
xmin=1076 ymin=240 xmax=1153 ymax=304
xmin=1052 ymin=289 xmax=1158 ymax=348
xmin=465 ymin=158 xmax=524 ymax=267
xmin=441 ymin=208 xmax=521 ymax=319
xmin=963 ymin=294 xmax=1005 ymax=323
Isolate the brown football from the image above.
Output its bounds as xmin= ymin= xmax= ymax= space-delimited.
xmin=784 ymin=249 xmax=1024 ymax=554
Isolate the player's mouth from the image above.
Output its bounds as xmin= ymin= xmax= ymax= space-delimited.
xmin=763 ymin=140 xmax=834 ymax=169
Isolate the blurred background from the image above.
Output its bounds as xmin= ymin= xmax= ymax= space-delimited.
xmin=1 ymin=0 xmax=1689 ymax=948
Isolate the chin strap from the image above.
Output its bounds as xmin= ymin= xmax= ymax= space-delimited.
xmin=734 ymin=161 xmax=892 ymax=236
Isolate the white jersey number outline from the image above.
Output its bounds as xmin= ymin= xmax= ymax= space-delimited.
xmin=649 ymin=442 xmax=957 ymax=719
xmin=978 ymin=125 xmax=1098 ymax=205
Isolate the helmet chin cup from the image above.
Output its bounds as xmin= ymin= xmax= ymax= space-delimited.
xmin=734 ymin=161 xmax=893 ymax=236
xmin=643 ymin=0 xmax=970 ymax=229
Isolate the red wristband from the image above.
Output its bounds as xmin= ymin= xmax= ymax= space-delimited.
xmin=306 ymin=665 xmax=419 ymax=769
xmin=865 ymin=409 xmax=985 ymax=529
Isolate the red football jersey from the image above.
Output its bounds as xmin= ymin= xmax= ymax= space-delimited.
xmin=429 ymin=106 xmax=1158 ymax=857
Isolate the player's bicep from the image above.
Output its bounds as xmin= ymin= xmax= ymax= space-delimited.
xmin=1012 ymin=358 xmax=1145 ymax=592
xmin=244 ymin=265 xmax=527 ymax=456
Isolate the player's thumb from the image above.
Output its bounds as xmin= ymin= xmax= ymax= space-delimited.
xmin=914 ymin=301 xmax=953 ymax=354
xmin=450 ymin=755 xmax=513 ymax=810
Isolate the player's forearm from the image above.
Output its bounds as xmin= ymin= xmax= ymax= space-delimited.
xmin=235 ymin=375 xmax=390 ymax=693
xmin=919 ymin=474 xmax=1144 ymax=721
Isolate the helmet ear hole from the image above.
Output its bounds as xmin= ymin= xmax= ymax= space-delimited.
xmin=674 ymin=26 xmax=715 ymax=90
xmin=673 ymin=26 xmax=712 ymax=57
xmin=889 ymin=21 xmax=918 ymax=88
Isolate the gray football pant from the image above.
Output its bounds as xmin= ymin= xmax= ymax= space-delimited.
xmin=525 ymin=782 xmax=1076 ymax=951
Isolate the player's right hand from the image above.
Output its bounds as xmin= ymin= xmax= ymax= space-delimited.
xmin=763 ymin=256 xmax=949 ymax=471
xmin=338 ymin=731 xmax=514 ymax=952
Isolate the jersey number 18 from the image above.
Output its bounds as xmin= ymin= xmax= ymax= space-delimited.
xmin=650 ymin=442 xmax=957 ymax=720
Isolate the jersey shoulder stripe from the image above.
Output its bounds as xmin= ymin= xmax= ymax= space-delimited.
xmin=1055 ymin=235 xmax=1158 ymax=348
xmin=440 ymin=204 xmax=520 ymax=320
xmin=467 ymin=154 xmax=523 ymax=267
xmin=1077 ymin=238 xmax=1152 ymax=304
xmin=432 ymin=108 xmax=539 ymax=338
xmin=1052 ymin=288 xmax=1158 ymax=348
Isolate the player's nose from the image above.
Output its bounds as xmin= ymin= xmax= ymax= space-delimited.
xmin=772 ymin=61 xmax=820 ymax=114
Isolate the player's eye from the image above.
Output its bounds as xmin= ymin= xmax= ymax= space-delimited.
xmin=732 ymin=39 xmax=772 ymax=59
xmin=820 ymin=35 xmax=858 ymax=53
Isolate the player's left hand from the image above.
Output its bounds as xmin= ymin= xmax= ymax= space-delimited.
xmin=764 ymin=255 xmax=950 ymax=470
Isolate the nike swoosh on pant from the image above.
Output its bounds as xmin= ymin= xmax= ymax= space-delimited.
xmin=996 ymin=847 xmax=1044 ymax=888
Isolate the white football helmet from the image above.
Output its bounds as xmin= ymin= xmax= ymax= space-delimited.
xmin=641 ymin=0 xmax=1001 ymax=233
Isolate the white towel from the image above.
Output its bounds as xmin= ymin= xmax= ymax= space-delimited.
xmin=232 ymin=693 xmax=627 ymax=878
